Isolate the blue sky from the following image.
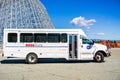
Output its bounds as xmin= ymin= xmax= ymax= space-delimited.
xmin=41 ymin=0 xmax=120 ymax=40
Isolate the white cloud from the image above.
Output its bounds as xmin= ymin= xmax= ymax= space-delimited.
xmin=70 ymin=16 xmax=96 ymax=28
xmin=97 ymin=33 xmax=105 ymax=36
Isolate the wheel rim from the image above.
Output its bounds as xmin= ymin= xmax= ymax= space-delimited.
xmin=28 ymin=55 xmax=36 ymax=63
xmin=96 ymin=55 xmax=101 ymax=61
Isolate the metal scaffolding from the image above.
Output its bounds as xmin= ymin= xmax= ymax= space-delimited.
xmin=0 ymin=0 xmax=55 ymax=41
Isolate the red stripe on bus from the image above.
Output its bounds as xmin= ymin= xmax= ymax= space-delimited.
xmin=26 ymin=44 xmax=34 ymax=47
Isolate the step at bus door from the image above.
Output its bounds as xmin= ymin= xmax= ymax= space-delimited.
xmin=69 ymin=35 xmax=78 ymax=59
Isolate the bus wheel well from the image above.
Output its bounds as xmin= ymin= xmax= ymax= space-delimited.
xmin=26 ymin=52 xmax=38 ymax=64
xmin=95 ymin=51 xmax=107 ymax=57
xmin=27 ymin=52 xmax=38 ymax=56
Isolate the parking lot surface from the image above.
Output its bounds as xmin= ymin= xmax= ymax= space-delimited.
xmin=0 ymin=48 xmax=120 ymax=80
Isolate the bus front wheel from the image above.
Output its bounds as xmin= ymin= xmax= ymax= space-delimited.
xmin=94 ymin=52 xmax=104 ymax=62
xmin=26 ymin=53 xmax=38 ymax=64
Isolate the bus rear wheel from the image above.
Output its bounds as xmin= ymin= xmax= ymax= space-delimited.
xmin=26 ymin=53 xmax=38 ymax=64
xmin=94 ymin=52 xmax=104 ymax=62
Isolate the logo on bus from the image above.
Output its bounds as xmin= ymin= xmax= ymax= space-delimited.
xmin=86 ymin=45 xmax=92 ymax=49
xmin=26 ymin=44 xmax=34 ymax=47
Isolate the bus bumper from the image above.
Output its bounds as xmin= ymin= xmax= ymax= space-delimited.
xmin=106 ymin=52 xmax=111 ymax=57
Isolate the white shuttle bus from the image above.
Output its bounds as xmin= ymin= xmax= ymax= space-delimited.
xmin=3 ymin=29 xmax=111 ymax=64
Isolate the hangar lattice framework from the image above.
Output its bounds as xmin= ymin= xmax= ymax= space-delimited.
xmin=0 ymin=0 xmax=54 ymax=41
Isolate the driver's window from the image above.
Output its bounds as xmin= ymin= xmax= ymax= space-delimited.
xmin=82 ymin=39 xmax=92 ymax=44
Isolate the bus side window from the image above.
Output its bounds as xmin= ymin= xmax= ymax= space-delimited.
xmin=8 ymin=33 xmax=17 ymax=43
xmin=20 ymin=33 xmax=33 ymax=42
xmin=34 ymin=33 xmax=47 ymax=43
xmin=48 ymin=33 xmax=60 ymax=43
xmin=61 ymin=34 xmax=67 ymax=43
xmin=82 ymin=39 xmax=93 ymax=44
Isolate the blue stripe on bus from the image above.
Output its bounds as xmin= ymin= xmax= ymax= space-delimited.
xmin=5 ymin=46 xmax=68 ymax=48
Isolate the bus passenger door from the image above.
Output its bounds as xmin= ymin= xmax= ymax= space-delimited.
xmin=69 ymin=34 xmax=78 ymax=60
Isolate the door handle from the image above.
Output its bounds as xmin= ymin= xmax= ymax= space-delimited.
xmin=81 ymin=45 xmax=83 ymax=48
